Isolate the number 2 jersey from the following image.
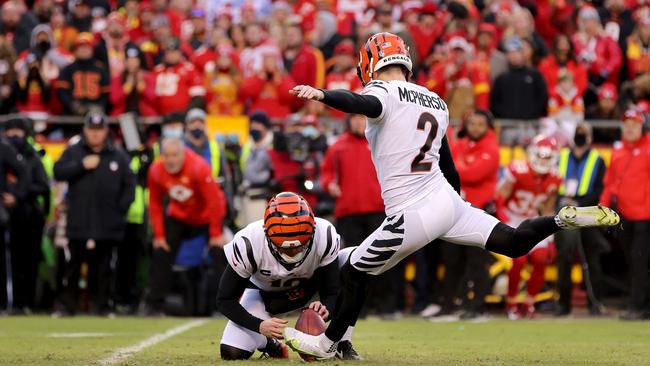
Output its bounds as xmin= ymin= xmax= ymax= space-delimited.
xmin=361 ymin=80 xmax=450 ymax=215
xmin=223 ymin=217 xmax=340 ymax=293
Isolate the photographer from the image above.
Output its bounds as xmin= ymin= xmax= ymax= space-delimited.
xmin=268 ymin=115 xmax=328 ymax=212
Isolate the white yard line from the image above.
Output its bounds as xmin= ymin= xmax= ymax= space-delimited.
xmin=49 ymin=332 xmax=114 ymax=338
xmin=97 ymin=319 xmax=207 ymax=366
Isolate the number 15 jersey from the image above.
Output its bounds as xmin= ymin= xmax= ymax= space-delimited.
xmin=362 ymin=80 xmax=450 ymax=215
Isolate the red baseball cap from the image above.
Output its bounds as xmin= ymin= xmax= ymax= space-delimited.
xmin=73 ymin=32 xmax=95 ymax=49
xmin=334 ymin=41 xmax=355 ymax=55
xmin=598 ymin=83 xmax=618 ymax=100
xmin=622 ymin=109 xmax=644 ymax=123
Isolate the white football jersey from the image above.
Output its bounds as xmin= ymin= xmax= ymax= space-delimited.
xmin=362 ymin=80 xmax=450 ymax=215
xmin=224 ymin=217 xmax=340 ymax=292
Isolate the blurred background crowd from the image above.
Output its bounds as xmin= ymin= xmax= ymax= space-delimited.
xmin=0 ymin=0 xmax=649 ymax=320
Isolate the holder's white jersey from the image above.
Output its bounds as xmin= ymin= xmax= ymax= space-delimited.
xmin=223 ymin=217 xmax=340 ymax=292
xmin=362 ymin=79 xmax=450 ymax=215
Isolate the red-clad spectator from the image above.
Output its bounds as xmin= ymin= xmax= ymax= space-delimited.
xmin=573 ymin=6 xmax=623 ymax=86
xmin=152 ymin=37 xmax=205 ymax=115
xmin=532 ymin=0 xmax=576 ymax=46
xmin=320 ymin=114 xmax=383 ymax=222
xmin=121 ymin=0 xmax=142 ymax=34
xmin=145 ymin=138 xmax=226 ymax=314
xmin=474 ymin=23 xmax=508 ymax=82
xmin=586 ymin=83 xmax=622 ymax=120
xmin=203 ymin=45 xmax=242 ymax=116
xmin=451 ymin=110 xmax=500 ymax=211
xmin=110 ymin=45 xmax=156 ymax=116
xmin=191 ymin=28 xmax=240 ymax=73
xmin=50 ymin=5 xmax=78 ymax=53
xmin=600 ymin=110 xmax=650 ymax=320
xmin=599 ymin=0 xmax=636 ymax=47
xmin=239 ymin=51 xmax=296 ymax=118
xmin=239 ymin=22 xmax=281 ymax=78
xmin=282 ymin=22 xmax=325 ymax=88
xmin=324 ymin=40 xmax=362 ymax=118
xmin=128 ymin=2 xmax=155 ymax=45
xmin=408 ymin=3 xmax=444 ymax=62
xmin=15 ymin=24 xmax=73 ymax=113
xmin=420 ymin=36 xmax=490 ymax=119
xmin=152 ymin=0 xmax=183 ymax=38
xmin=625 ymin=7 xmax=650 ymax=80
xmin=539 ymin=34 xmax=589 ymax=97
xmin=548 ymin=70 xmax=585 ymax=122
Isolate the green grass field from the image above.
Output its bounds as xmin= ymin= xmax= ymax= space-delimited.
xmin=0 ymin=316 xmax=649 ymax=365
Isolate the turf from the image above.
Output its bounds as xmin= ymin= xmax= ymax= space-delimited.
xmin=0 ymin=316 xmax=648 ymax=365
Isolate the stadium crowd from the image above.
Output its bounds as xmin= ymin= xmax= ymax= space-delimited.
xmin=0 ymin=0 xmax=649 ymax=320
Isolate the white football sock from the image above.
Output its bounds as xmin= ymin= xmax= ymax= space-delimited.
xmin=318 ymin=334 xmax=336 ymax=352
xmin=341 ymin=326 xmax=354 ymax=342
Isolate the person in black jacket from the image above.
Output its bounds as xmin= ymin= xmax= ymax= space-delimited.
xmin=0 ymin=137 xmax=28 ymax=313
xmin=56 ymin=32 xmax=110 ymax=116
xmin=53 ymin=112 xmax=135 ymax=315
xmin=490 ymin=37 xmax=549 ymax=120
xmin=3 ymin=118 xmax=50 ymax=313
xmin=554 ymin=122 xmax=609 ymax=316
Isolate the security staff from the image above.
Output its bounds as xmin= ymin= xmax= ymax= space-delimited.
xmin=555 ymin=122 xmax=608 ymax=316
xmin=0 ymin=137 xmax=28 ymax=313
xmin=3 ymin=118 xmax=50 ymax=313
xmin=116 ymin=144 xmax=153 ymax=314
xmin=183 ymin=108 xmax=229 ymax=315
xmin=53 ymin=111 xmax=135 ymax=315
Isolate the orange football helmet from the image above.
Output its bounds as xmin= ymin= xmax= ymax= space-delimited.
xmin=263 ymin=192 xmax=315 ymax=267
xmin=357 ymin=32 xmax=412 ymax=86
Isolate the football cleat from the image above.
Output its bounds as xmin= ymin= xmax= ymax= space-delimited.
xmin=336 ymin=340 xmax=364 ymax=361
xmin=556 ymin=205 xmax=620 ymax=229
xmin=283 ymin=327 xmax=336 ymax=360
xmin=259 ymin=338 xmax=289 ymax=359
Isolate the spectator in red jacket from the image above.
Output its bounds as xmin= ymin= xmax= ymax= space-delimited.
xmin=408 ymin=3 xmax=444 ymax=62
xmin=239 ymin=51 xmax=296 ymax=118
xmin=601 ymin=110 xmax=650 ymax=320
xmin=239 ymin=22 xmax=281 ymax=78
xmin=128 ymin=2 xmax=155 ymax=45
xmin=152 ymin=37 xmax=205 ymax=115
xmin=421 ymin=36 xmax=490 ymax=119
xmin=320 ymin=113 xmax=403 ymax=317
xmin=144 ymin=137 xmax=226 ymax=315
xmin=109 ymin=45 xmax=156 ymax=116
xmin=539 ymin=34 xmax=589 ymax=97
xmin=438 ymin=110 xmax=500 ymax=319
xmin=320 ymin=114 xmax=383 ymax=227
xmin=324 ymin=40 xmax=362 ymax=118
xmin=573 ymin=7 xmax=623 ymax=90
xmin=282 ymin=22 xmax=324 ymax=89
xmin=474 ymin=22 xmax=508 ymax=82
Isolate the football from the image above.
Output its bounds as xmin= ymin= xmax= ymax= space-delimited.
xmin=294 ymin=308 xmax=327 ymax=361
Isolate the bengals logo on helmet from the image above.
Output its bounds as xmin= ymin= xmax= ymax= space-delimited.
xmin=264 ymin=192 xmax=315 ymax=266
xmin=357 ymin=32 xmax=413 ymax=86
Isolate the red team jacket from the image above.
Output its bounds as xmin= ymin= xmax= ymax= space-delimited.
xmin=148 ymin=149 xmax=225 ymax=240
xmin=320 ymin=132 xmax=384 ymax=218
xmin=152 ymin=61 xmax=205 ymax=115
xmin=450 ymin=130 xmax=500 ymax=209
xmin=600 ymin=136 xmax=650 ymax=220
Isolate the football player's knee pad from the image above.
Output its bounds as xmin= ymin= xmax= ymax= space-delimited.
xmin=220 ymin=344 xmax=253 ymax=360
